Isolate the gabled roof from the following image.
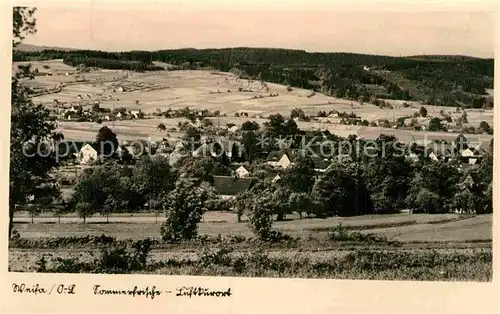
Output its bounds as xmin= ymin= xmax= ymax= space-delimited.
xmin=235 ymin=165 xmax=249 ymax=172
xmin=56 ymin=141 xmax=89 ymax=156
xmin=461 ymin=146 xmax=481 ymax=155
xmin=192 ymin=143 xmax=213 ymax=157
xmin=266 ymin=149 xmax=296 ymax=162
xmin=80 ymin=142 xmax=101 ymax=153
xmin=426 ymin=142 xmax=455 ymax=156
xmin=213 ymin=176 xmax=253 ymax=196
xmin=460 ymin=171 xmax=481 ymax=187
xmin=229 ymin=163 xmax=247 ymax=171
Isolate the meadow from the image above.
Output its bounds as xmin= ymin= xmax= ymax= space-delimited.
xmin=9 ymin=212 xmax=492 ymax=280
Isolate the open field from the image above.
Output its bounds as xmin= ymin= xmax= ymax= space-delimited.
xmin=14 ymin=60 xmax=493 ymax=144
xmin=9 ymin=212 xmax=492 ymax=280
xmin=13 ymin=212 xmax=492 ymax=242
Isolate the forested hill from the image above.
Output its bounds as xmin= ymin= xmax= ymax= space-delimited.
xmin=13 ymin=46 xmax=494 ymax=108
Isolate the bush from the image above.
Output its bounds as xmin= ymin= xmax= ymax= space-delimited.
xmin=160 ymin=179 xmax=209 ymax=243
xmin=35 ymin=239 xmax=153 ymax=274
xmin=198 ymin=246 xmax=233 ymax=267
xmin=246 ymin=191 xmax=275 ymax=240
xmin=328 ymin=224 xmax=395 ymax=245
xmin=95 ymin=238 xmax=152 ymax=273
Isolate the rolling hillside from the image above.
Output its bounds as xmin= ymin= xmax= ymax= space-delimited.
xmin=13 ymin=46 xmax=494 ymax=108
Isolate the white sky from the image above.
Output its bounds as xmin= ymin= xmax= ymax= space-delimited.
xmin=21 ymin=0 xmax=497 ymax=57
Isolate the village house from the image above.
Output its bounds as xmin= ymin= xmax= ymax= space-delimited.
xmin=235 ymin=165 xmax=250 ymax=178
xmin=459 ymin=172 xmax=480 ymax=193
xmin=426 ymin=142 xmax=455 ymax=162
xmin=78 ymin=143 xmax=99 ymax=164
xmin=64 ymin=112 xmax=78 ymax=121
xmin=271 ymin=174 xmax=281 ymax=183
xmin=428 ymin=151 xmax=439 ymax=162
xmin=174 ymin=141 xmax=186 ymax=151
xmin=266 ymin=151 xmax=294 ymax=169
xmin=54 ymin=141 xmax=87 ymax=163
xmin=458 ymin=146 xmax=483 ymax=165
xmin=212 ymin=176 xmax=253 ymax=200
xmin=130 ymin=110 xmax=142 ymax=119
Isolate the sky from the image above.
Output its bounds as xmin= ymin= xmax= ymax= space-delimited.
xmin=21 ymin=0 xmax=497 ymax=58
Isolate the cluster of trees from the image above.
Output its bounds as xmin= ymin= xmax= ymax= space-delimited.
xmin=62 ymin=56 xmax=164 ymax=72
xmin=233 ymin=135 xmax=493 ymax=240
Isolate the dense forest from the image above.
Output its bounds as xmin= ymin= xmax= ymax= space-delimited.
xmin=13 ymin=46 xmax=494 ymax=108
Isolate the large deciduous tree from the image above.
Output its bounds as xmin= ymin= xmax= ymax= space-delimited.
xmin=10 ymin=7 xmax=62 ymax=238
xmin=311 ymin=159 xmax=373 ymax=217
xmin=72 ymin=162 xmax=138 ymax=221
xmin=131 ymin=155 xmax=178 ymax=206
xmin=96 ymin=126 xmax=119 ymax=158
xmin=405 ymin=162 xmax=460 ymax=213
xmin=281 ymin=155 xmax=316 ymax=194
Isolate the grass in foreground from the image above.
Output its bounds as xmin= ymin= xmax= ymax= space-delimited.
xmin=9 ymin=232 xmax=492 ymax=282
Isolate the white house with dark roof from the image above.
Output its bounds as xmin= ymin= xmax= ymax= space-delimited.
xmin=267 ymin=151 xmax=294 ymax=169
xmin=235 ymin=165 xmax=250 ymax=178
xmin=79 ymin=143 xmax=99 ymax=164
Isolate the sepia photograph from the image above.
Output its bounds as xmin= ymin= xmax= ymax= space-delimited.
xmin=6 ymin=0 xmax=496 ymax=287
